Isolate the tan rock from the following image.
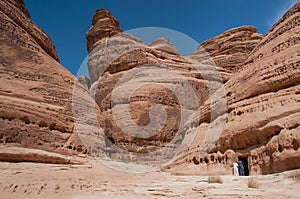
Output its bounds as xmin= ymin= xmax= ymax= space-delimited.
xmin=193 ymin=26 xmax=264 ymax=72
xmin=0 ymin=0 xmax=105 ymax=157
xmin=86 ymin=9 xmax=122 ymax=53
xmin=166 ymin=1 xmax=300 ymax=175
xmin=0 ymin=145 xmax=85 ymax=164
xmin=0 ymin=0 xmax=59 ymax=61
xmin=78 ymin=76 xmax=91 ymax=89
xmin=150 ymin=38 xmax=180 ymax=55
xmin=86 ymin=9 xmax=229 ymax=163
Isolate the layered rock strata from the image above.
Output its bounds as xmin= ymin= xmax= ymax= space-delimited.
xmin=193 ymin=26 xmax=264 ymax=72
xmin=0 ymin=0 xmax=104 ymax=157
xmin=167 ymin=1 xmax=300 ymax=175
xmin=86 ymin=9 xmax=230 ymax=163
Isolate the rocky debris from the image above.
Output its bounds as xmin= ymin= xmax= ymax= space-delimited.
xmin=193 ymin=26 xmax=264 ymax=72
xmin=167 ymin=1 xmax=300 ymax=175
xmin=0 ymin=0 xmax=105 ymax=157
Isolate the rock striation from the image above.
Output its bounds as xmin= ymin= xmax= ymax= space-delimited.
xmin=0 ymin=146 xmax=84 ymax=164
xmin=193 ymin=26 xmax=264 ymax=72
xmin=86 ymin=5 xmax=299 ymax=170
xmin=0 ymin=0 xmax=104 ymax=157
xmin=150 ymin=38 xmax=180 ymax=55
xmin=86 ymin=8 xmax=122 ymax=53
xmin=86 ymin=9 xmax=230 ymax=162
xmin=166 ymin=1 xmax=300 ymax=175
xmin=0 ymin=0 xmax=59 ymax=61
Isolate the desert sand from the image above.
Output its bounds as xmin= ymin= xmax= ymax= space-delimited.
xmin=1 ymin=152 xmax=299 ymax=199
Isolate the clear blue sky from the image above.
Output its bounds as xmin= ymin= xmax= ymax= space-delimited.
xmin=24 ymin=0 xmax=297 ymax=76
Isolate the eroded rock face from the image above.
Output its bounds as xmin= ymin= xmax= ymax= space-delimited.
xmin=86 ymin=7 xmax=299 ymax=170
xmin=193 ymin=26 xmax=264 ymax=72
xmin=167 ymin=1 xmax=300 ymax=175
xmin=78 ymin=76 xmax=91 ymax=90
xmin=0 ymin=0 xmax=104 ymax=156
xmin=86 ymin=9 xmax=122 ymax=53
xmin=86 ymin=10 xmax=229 ymax=161
xmin=150 ymin=38 xmax=180 ymax=55
xmin=0 ymin=146 xmax=84 ymax=164
xmin=0 ymin=0 xmax=59 ymax=61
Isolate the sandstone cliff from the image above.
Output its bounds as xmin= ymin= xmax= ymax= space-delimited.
xmin=167 ymin=1 xmax=300 ymax=175
xmin=0 ymin=0 xmax=104 ymax=157
xmin=86 ymin=9 xmax=231 ymax=163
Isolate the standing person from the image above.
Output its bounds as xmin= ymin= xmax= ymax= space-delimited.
xmin=233 ymin=161 xmax=239 ymax=176
xmin=238 ymin=160 xmax=245 ymax=176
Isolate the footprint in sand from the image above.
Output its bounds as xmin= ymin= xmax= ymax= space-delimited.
xmin=12 ymin=185 xmax=18 ymax=193
xmin=38 ymin=184 xmax=47 ymax=194
xmin=54 ymin=185 xmax=60 ymax=193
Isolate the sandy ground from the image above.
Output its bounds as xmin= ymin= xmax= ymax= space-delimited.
xmin=0 ymin=159 xmax=300 ymax=199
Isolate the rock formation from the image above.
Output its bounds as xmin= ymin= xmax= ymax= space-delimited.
xmin=150 ymin=38 xmax=180 ymax=55
xmin=86 ymin=9 xmax=232 ymax=163
xmin=86 ymin=3 xmax=299 ymax=172
xmin=0 ymin=0 xmax=59 ymax=61
xmin=0 ymin=0 xmax=104 ymax=157
xmin=0 ymin=145 xmax=84 ymax=164
xmin=166 ymin=1 xmax=300 ymax=175
xmin=86 ymin=8 xmax=122 ymax=53
xmin=1 ymin=0 xmax=298 ymax=175
xmin=78 ymin=76 xmax=91 ymax=90
xmin=193 ymin=26 xmax=264 ymax=72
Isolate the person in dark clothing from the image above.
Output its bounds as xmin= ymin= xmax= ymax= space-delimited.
xmin=238 ymin=160 xmax=245 ymax=176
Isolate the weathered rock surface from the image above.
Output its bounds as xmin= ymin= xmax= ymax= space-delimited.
xmin=0 ymin=145 xmax=85 ymax=164
xmin=86 ymin=9 xmax=229 ymax=162
xmin=0 ymin=0 xmax=104 ymax=158
xmin=86 ymin=8 xmax=122 ymax=53
xmin=78 ymin=76 xmax=91 ymax=90
xmin=150 ymin=38 xmax=180 ymax=55
xmin=86 ymin=7 xmax=299 ymax=170
xmin=193 ymin=26 xmax=264 ymax=72
xmin=167 ymin=1 xmax=300 ymax=175
xmin=0 ymin=0 xmax=59 ymax=61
